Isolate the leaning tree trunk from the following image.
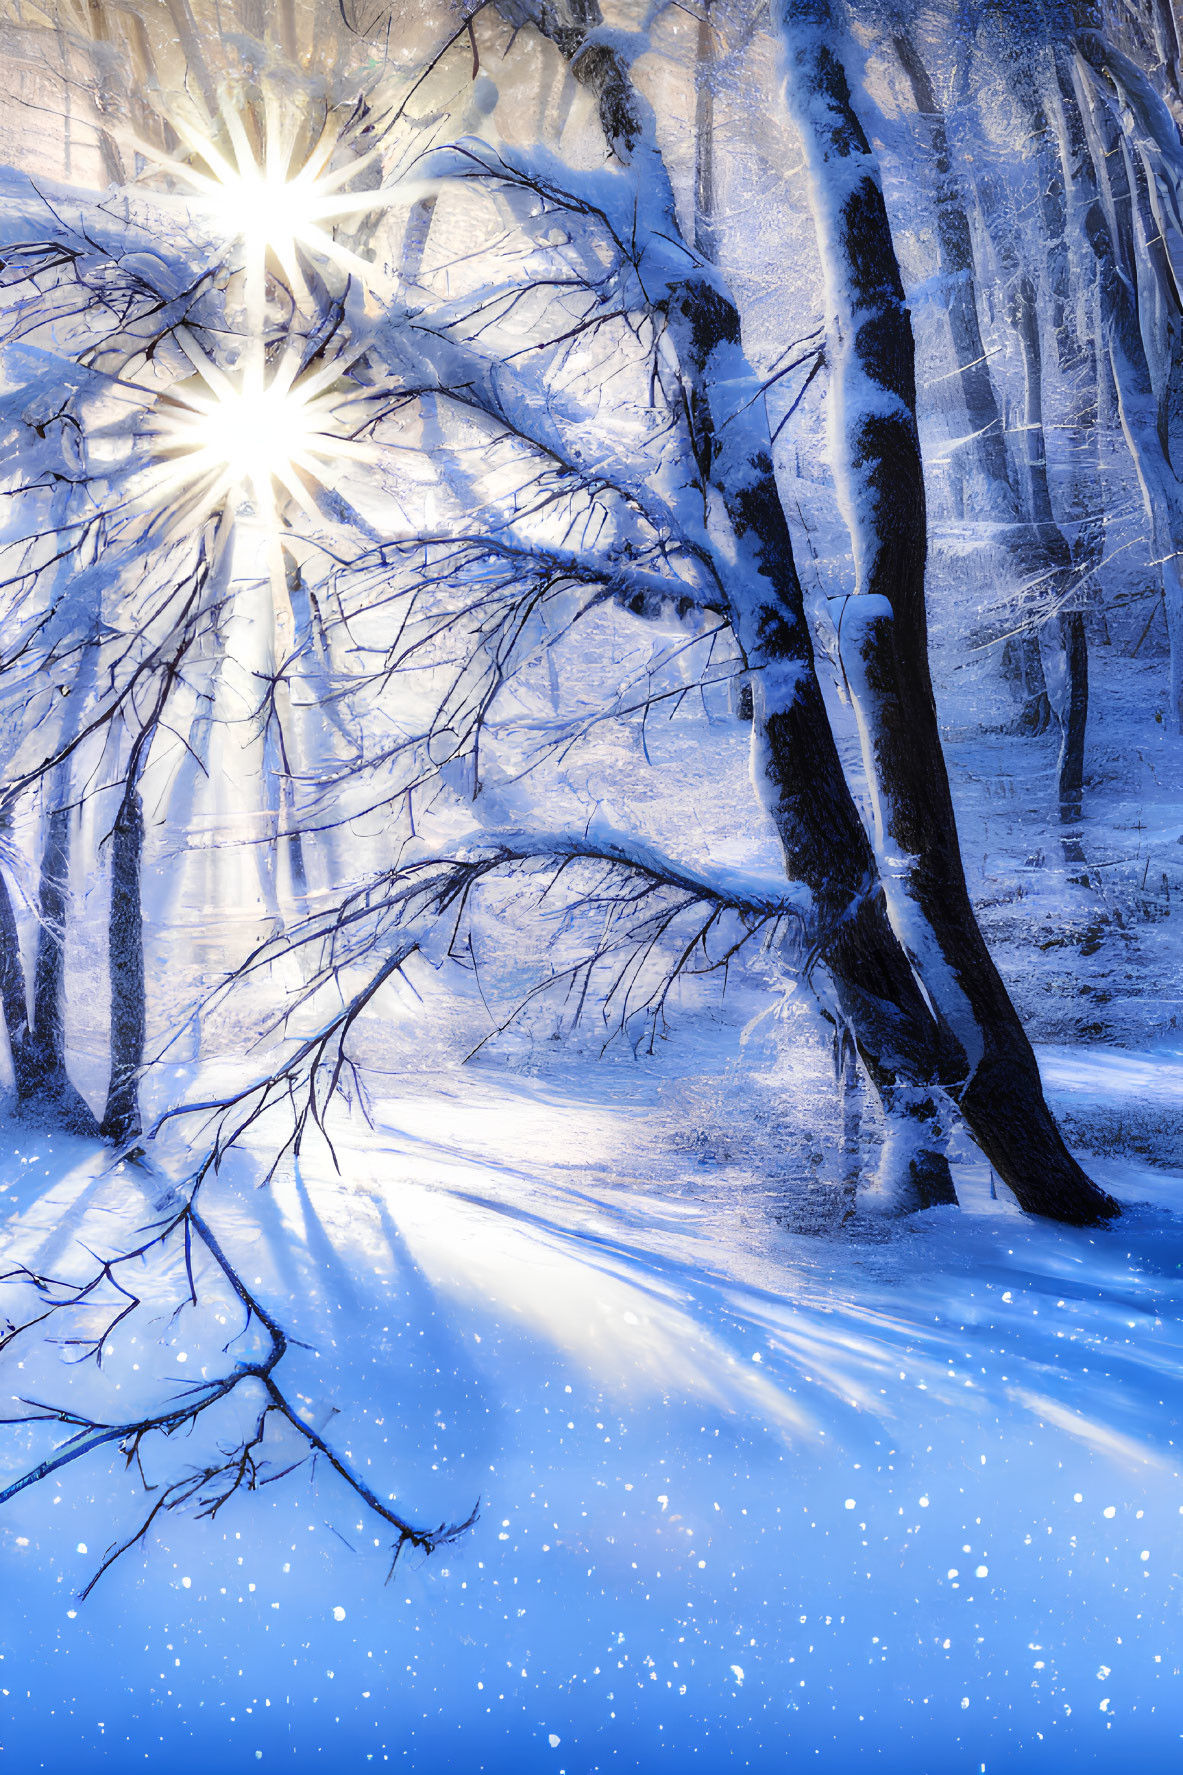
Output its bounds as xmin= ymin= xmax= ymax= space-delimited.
xmin=500 ymin=0 xmax=958 ymax=1210
xmin=775 ymin=0 xmax=1117 ymax=1224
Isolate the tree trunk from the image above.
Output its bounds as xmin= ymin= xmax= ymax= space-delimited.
xmin=502 ymin=0 xmax=957 ymax=1211
xmin=694 ymin=0 xmax=718 ymax=264
xmin=1008 ymin=272 xmax=1090 ymax=825
xmin=23 ymin=783 xmax=100 ymax=1136
xmin=837 ymin=1030 xmax=861 ymax=1188
xmin=1058 ymin=610 xmax=1089 ymax=827
xmin=892 ymin=31 xmax=1015 ymax=499
xmin=0 ymin=862 xmax=35 ymax=1098
xmin=775 ymin=0 xmax=1117 ymax=1224
xmin=400 ymin=197 xmax=437 ymax=289
xmin=694 ymin=0 xmax=754 ymax=723
xmin=1058 ymin=35 xmax=1183 ymax=731
xmin=100 ymin=781 xmax=145 ymax=1144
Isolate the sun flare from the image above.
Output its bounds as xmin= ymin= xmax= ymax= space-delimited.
xmin=141 ymin=333 xmax=375 ymax=542
xmin=135 ymin=92 xmax=408 ymax=291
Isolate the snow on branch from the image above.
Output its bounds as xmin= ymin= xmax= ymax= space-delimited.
xmin=190 ymin=827 xmax=810 ymax=1069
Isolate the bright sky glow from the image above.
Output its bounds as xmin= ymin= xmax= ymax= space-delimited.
xmin=212 ymin=166 xmax=322 ymax=258
xmin=163 ymin=370 xmax=322 ymax=506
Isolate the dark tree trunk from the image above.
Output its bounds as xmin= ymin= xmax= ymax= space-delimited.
xmin=100 ymin=782 xmax=145 ymax=1144
xmin=776 ymin=0 xmax=1117 ymax=1224
xmin=1058 ymin=611 xmax=1089 ymax=826
xmin=21 ymin=791 xmax=99 ymax=1136
xmin=0 ymin=864 xmax=35 ymax=1098
xmin=657 ymin=273 xmax=960 ymax=1209
xmin=30 ymin=803 xmax=69 ymax=1077
xmin=504 ymin=0 xmax=957 ymax=1210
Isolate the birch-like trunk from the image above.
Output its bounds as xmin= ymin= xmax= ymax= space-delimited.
xmin=775 ymin=0 xmax=1117 ymax=1224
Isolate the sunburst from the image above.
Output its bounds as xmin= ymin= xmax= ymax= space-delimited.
xmin=151 ymin=332 xmax=367 ymax=504
xmin=130 ymin=89 xmax=416 ymax=300
xmin=136 ymin=331 xmax=378 ymax=636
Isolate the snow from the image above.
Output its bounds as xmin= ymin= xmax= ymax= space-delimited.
xmin=2 ymin=1036 xmax=1182 ymax=1772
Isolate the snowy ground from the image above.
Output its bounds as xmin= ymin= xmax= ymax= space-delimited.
xmin=1 ymin=1030 xmax=1181 ymax=1774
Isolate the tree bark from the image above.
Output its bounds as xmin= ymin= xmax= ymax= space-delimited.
xmin=1008 ymin=272 xmax=1090 ymax=825
xmin=692 ymin=0 xmax=750 ymax=723
xmin=775 ymin=0 xmax=1117 ymax=1224
xmin=892 ymin=31 xmax=1015 ymax=498
xmin=694 ymin=0 xmax=718 ymax=264
xmin=1059 ymin=33 xmax=1183 ymax=731
xmin=0 ymin=862 xmax=35 ymax=1099
xmin=22 ymin=783 xmax=100 ymax=1136
xmin=500 ymin=0 xmax=957 ymax=1210
xmin=893 ymin=28 xmax=1054 ymax=735
xmin=100 ymin=781 xmax=145 ymax=1144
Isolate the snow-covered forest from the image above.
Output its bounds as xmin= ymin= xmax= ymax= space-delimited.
xmin=0 ymin=0 xmax=1180 ymax=1767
